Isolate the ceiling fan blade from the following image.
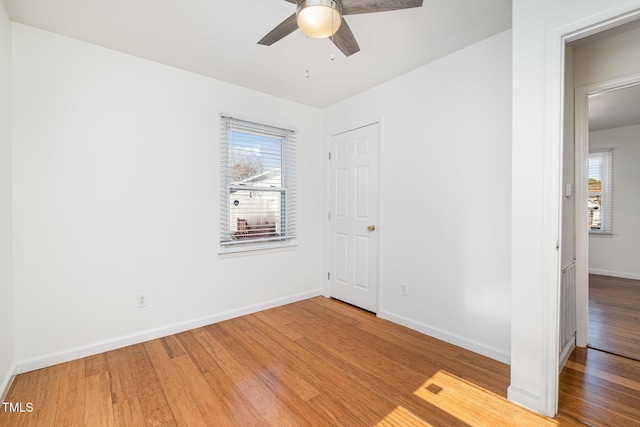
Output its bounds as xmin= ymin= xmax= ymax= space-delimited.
xmin=331 ymin=19 xmax=360 ymax=57
xmin=342 ymin=0 xmax=423 ymax=15
xmin=258 ymin=13 xmax=298 ymax=46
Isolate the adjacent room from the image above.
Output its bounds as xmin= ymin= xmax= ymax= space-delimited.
xmin=1 ymin=0 xmax=639 ymax=425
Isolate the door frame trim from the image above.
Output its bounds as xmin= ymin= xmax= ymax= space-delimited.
xmin=574 ymin=72 xmax=640 ymax=347
xmin=532 ymin=5 xmax=640 ymax=417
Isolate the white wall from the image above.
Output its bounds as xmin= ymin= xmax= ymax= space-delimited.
xmin=11 ymin=23 xmax=325 ymax=370
xmin=572 ymin=22 xmax=640 ymax=278
xmin=561 ymin=46 xmax=575 ymax=269
xmin=573 ymin=24 xmax=640 ymax=287
xmin=511 ymin=0 xmax=640 ymax=415
xmin=574 ymin=25 xmax=640 ymax=87
xmin=589 ymin=124 xmax=640 ymax=279
xmin=0 ymin=0 xmax=14 ymax=398
xmin=323 ymin=31 xmax=513 ymax=362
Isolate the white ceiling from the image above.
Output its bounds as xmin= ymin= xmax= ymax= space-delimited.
xmin=3 ymin=0 xmax=512 ymax=108
xmin=589 ymin=83 xmax=640 ymax=132
xmin=576 ymin=19 xmax=640 ymax=132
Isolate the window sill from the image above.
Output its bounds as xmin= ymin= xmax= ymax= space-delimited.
xmin=589 ymin=231 xmax=613 ymax=237
xmin=218 ymin=241 xmax=297 ymax=258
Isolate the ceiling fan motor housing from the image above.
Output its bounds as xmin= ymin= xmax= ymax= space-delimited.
xmin=296 ymin=0 xmax=343 ymax=39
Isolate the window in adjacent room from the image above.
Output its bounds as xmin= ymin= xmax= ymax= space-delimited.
xmin=588 ymin=149 xmax=612 ymax=234
xmin=219 ymin=115 xmax=296 ymax=251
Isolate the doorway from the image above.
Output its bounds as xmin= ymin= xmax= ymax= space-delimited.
xmin=327 ymin=123 xmax=380 ymax=312
xmin=575 ymin=78 xmax=640 ymax=360
xmin=516 ymin=4 xmax=640 ymax=417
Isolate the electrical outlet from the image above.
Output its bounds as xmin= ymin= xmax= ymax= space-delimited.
xmin=400 ymin=283 xmax=408 ymax=296
xmin=137 ymin=292 xmax=147 ymax=308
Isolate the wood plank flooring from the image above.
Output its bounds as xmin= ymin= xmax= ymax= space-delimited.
xmin=0 ymin=296 xmax=637 ymax=426
xmin=588 ymin=274 xmax=640 ymax=361
xmin=558 ymin=347 xmax=640 ymax=426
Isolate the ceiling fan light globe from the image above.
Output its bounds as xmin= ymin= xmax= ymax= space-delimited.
xmin=297 ymin=0 xmax=342 ymax=39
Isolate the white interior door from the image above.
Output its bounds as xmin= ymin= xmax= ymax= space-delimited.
xmin=328 ymin=123 xmax=379 ymax=312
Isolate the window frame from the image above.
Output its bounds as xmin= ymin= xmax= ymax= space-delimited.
xmin=588 ymin=148 xmax=613 ymax=235
xmin=219 ymin=115 xmax=296 ymax=254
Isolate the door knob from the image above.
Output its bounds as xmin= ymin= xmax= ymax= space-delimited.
xmin=367 ymin=225 xmax=376 ymax=232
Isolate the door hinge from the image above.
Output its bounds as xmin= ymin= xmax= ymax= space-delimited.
xmin=328 ymin=152 xmax=332 ymax=160
xmin=328 ymin=272 xmax=331 ymax=280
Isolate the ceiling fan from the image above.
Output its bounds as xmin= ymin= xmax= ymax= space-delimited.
xmin=258 ymin=0 xmax=424 ymax=57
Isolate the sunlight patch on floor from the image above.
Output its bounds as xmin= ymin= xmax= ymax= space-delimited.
xmin=413 ymin=371 xmax=559 ymax=426
xmin=375 ymin=370 xmax=560 ymax=426
xmin=376 ymin=405 xmax=434 ymax=427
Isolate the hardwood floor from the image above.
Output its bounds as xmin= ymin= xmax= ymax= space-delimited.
xmin=0 ymin=296 xmax=637 ymax=426
xmin=588 ymin=274 xmax=640 ymax=361
xmin=558 ymin=347 xmax=640 ymax=426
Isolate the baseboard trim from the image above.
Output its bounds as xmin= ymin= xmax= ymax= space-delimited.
xmin=0 ymin=362 xmax=17 ymax=401
xmin=507 ymin=385 xmax=542 ymax=413
xmin=15 ymin=290 xmax=322 ymax=374
xmin=377 ymin=310 xmax=511 ymax=364
xmin=589 ymin=268 xmax=640 ymax=281
xmin=559 ymin=341 xmax=575 ymax=372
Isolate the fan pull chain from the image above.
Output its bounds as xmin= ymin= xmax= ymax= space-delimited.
xmin=330 ymin=1 xmax=336 ymax=61
xmin=305 ymin=36 xmax=310 ymax=78
xmin=330 ymin=33 xmax=334 ymax=61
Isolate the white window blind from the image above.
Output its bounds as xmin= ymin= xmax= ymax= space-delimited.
xmin=220 ymin=115 xmax=296 ymax=248
xmin=588 ymin=149 xmax=612 ymax=234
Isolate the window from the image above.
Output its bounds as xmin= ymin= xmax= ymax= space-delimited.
xmin=219 ymin=115 xmax=296 ymax=250
xmin=588 ymin=149 xmax=612 ymax=234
